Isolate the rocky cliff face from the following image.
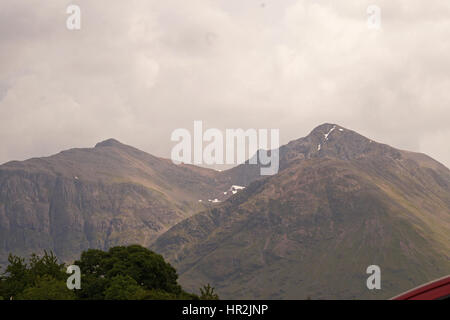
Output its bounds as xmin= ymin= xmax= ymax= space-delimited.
xmin=0 ymin=139 xmax=241 ymax=264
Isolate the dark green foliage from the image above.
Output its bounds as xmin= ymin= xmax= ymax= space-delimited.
xmin=74 ymin=245 xmax=198 ymax=300
xmin=0 ymin=245 xmax=216 ymax=300
xmin=199 ymin=283 xmax=219 ymax=300
xmin=103 ymin=275 xmax=147 ymax=300
xmin=0 ymin=251 xmax=69 ymax=300
xmin=28 ymin=251 xmax=67 ymax=281
xmin=17 ymin=275 xmax=75 ymax=300
xmin=1 ymin=255 xmax=29 ymax=298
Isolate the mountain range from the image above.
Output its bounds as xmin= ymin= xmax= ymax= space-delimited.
xmin=1 ymin=124 xmax=449 ymax=299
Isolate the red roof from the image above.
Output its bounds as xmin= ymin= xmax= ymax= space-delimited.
xmin=391 ymin=275 xmax=450 ymax=300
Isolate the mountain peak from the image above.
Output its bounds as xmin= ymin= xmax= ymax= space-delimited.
xmin=312 ymin=122 xmax=339 ymax=130
xmin=280 ymin=122 xmax=405 ymax=165
xmin=309 ymin=123 xmax=344 ymax=136
xmin=94 ymin=138 xmax=124 ymax=148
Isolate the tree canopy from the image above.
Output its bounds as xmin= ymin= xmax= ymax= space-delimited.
xmin=0 ymin=245 xmax=217 ymax=300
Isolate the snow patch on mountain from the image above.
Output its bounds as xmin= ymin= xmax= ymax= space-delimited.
xmin=324 ymin=125 xmax=336 ymax=141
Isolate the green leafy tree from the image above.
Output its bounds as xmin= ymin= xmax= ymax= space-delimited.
xmin=71 ymin=249 xmax=109 ymax=299
xmin=199 ymin=283 xmax=219 ymax=300
xmin=28 ymin=251 xmax=66 ymax=281
xmin=0 ymin=254 xmax=30 ymax=299
xmin=0 ymin=251 xmax=69 ymax=300
xmin=74 ymin=245 xmax=195 ymax=300
xmin=0 ymin=245 xmax=215 ymax=300
xmin=103 ymin=275 xmax=146 ymax=300
xmin=17 ymin=276 xmax=75 ymax=300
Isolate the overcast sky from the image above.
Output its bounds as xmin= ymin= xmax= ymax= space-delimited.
xmin=1 ymin=0 xmax=449 ymax=168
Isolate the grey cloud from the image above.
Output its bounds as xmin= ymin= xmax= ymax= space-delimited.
xmin=0 ymin=0 xmax=449 ymax=169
